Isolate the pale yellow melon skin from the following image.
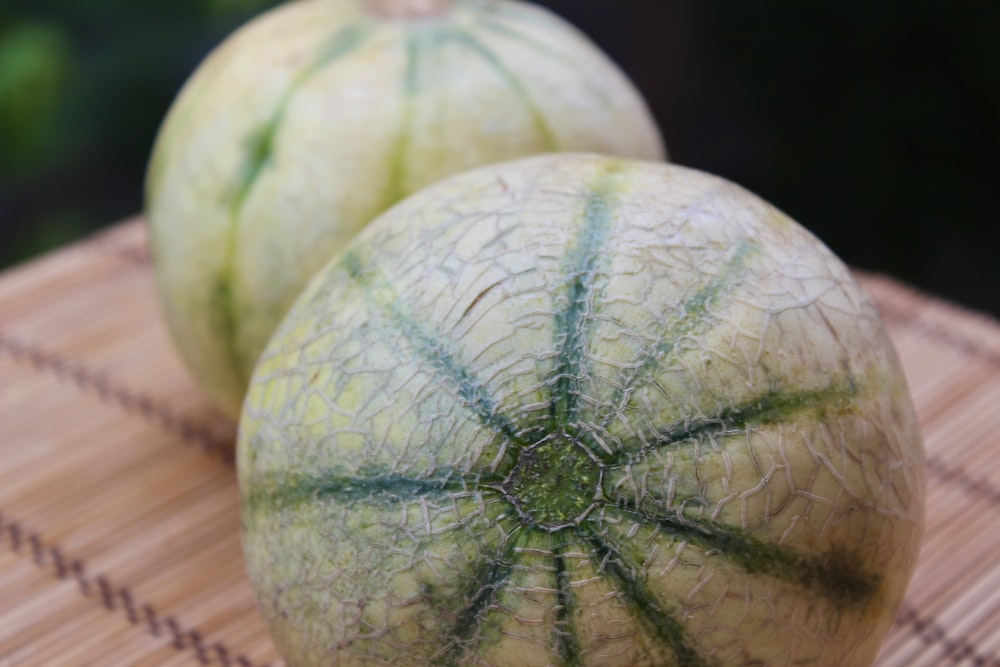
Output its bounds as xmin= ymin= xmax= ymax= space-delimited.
xmin=239 ymin=155 xmax=924 ymax=667
xmin=146 ymin=0 xmax=665 ymax=414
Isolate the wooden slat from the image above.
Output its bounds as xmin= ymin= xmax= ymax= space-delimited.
xmin=0 ymin=219 xmax=997 ymax=666
xmin=0 ymin=221 xmax=272 ymax=667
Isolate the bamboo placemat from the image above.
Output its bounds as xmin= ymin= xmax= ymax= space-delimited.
xmin=1 ymin=219 xmax=998 ymax=667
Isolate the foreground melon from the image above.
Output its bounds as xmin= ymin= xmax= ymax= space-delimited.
xmin=146 ymin=0 xmax=664 ymax=414
xmin=239 ymin=154 xmax=924 ymax=667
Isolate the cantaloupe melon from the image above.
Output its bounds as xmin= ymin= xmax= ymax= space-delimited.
xmin=239 ymin=154 xmax=924 ymax=667
xmin=146 ymin=0 xmax=664 ymax=413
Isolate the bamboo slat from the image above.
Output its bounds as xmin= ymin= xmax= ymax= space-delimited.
xmin=1 ymin=219 xmax=997 ymax=667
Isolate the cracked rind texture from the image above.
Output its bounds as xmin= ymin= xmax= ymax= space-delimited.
xmin=145 ymin=0 xmax=664 ymax=414
xmin=238 ymin=154 xmax=925 ymax=667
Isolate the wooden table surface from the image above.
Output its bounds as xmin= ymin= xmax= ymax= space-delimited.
xmin=1 ymin=220 xmax=998 ymax=666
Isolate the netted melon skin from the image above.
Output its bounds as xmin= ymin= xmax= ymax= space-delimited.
xmin=239 ymin=154 xmax=924 ymax=667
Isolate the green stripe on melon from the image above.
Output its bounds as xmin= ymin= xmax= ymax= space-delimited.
xmin=239 ymin=155 xmax=924 ymax=666
xmin=549 ymin=164 xmax=619 ymax=425
xmin=146 ymin=0 xmax=664 ymax=414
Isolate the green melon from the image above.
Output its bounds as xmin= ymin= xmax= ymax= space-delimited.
xmin=239 ymin=154 xmax=924 ymax=667
xmin=145 ymin=0 xmax=664 ymax=414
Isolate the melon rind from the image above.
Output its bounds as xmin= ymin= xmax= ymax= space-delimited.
xmin=239 ymin=154 xmax=925 ymax=667
xmin=145 ymin=0 xmax=665 ymax=413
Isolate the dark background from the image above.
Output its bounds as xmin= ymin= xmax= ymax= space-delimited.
xmin=1 ymin=0 xmax=997 ymax=315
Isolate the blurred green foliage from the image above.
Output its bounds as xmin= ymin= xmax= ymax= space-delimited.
xmin=0 ymin=22 xmax=71 ymax=175
xmin=0 ymin=0 xmax=281 ymax=264
xmin=0 ymin=0 xmax=997 ymax=314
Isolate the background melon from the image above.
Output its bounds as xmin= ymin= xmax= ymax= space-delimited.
xmin=145 ymin=0 xmax=664 ymax=414
xmin=239 ymin=154 xmax=925 ymax=667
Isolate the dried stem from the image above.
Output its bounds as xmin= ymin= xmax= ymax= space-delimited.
xmin=365 ymin=0 xmax=452 ymax=19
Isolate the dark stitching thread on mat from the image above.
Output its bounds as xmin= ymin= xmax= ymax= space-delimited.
xmin=895 ymin=605 xmax=1000 ymax=666
xmin=874 ymin=295 xmax=1000 ymax=368
xmin=0 ymin=511 xmax=265 ymax=667
xmin=105 ymin=242 xmax=151 ymax=269
xmin=90 ymin=228 xmax=152 ymax=269
xmin=926 ymin=456 xmax=1000 ymax=509
xmin=0 ymin=330 xmax=233 ymax=465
